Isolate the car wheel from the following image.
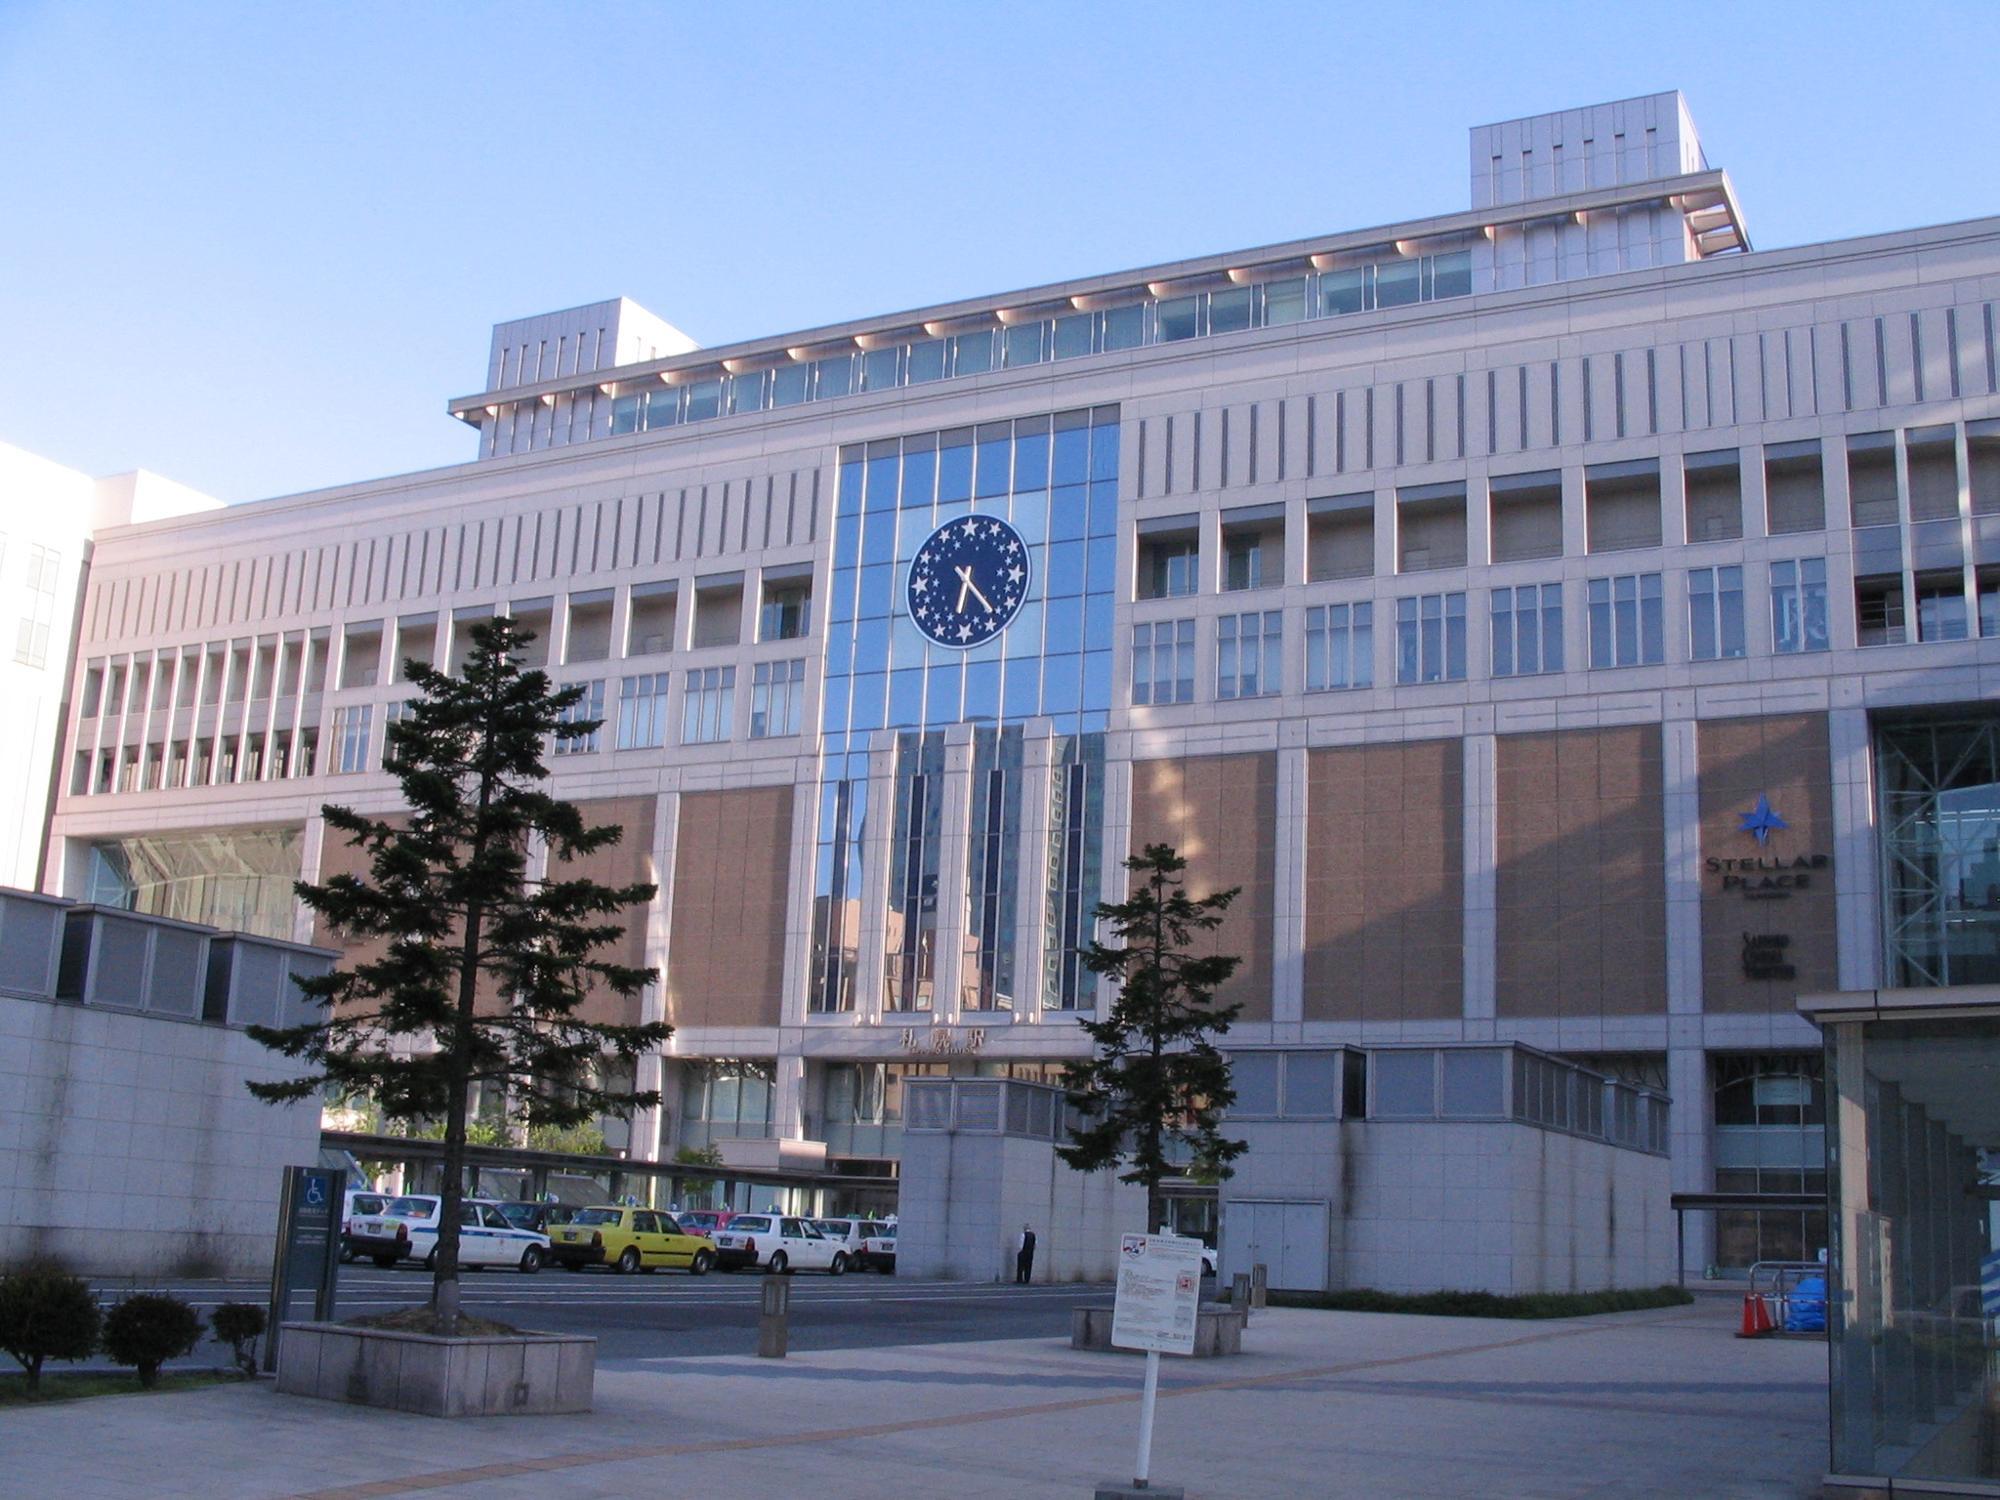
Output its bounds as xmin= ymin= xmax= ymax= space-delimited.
xmin=690 ymin=1249 xmax=714 ymax=1276
xmin=372 ymin=1255 xmax=398 ymax=1269
xmin=425 ymin=1246 xmax=440 ymax=1271
xmin=518 ymin=1246 xmax=543 ymax=1274
xmin=766 ymin=1251 xmax=788 ymax=1275
xmin=617 ymin=1247 xmax=643 ymax=1275
xmin=830 ymin=1252 xmax=848 ymax=1276
xmin=339 ymin=1245 xmax=355 ymax=1263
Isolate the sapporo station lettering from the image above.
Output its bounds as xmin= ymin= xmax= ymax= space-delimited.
xmin=1707 ymin=852 xmax=1830 ymax=899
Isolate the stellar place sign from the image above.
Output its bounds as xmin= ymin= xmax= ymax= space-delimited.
xmin=1706 ymin=793 xmax=1830 ymax=902
xmin=1710 ymin=794 xmax=1828 ymax=984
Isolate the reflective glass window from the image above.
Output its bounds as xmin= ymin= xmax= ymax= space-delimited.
xmin=1053 ymin=312 xmax=1094 ymax=360
xmin=770 ymin=363 xmax=809 ymax=407
xmin=1209 ymin=286 xmax=1252 ymax=334
xmin=952 ymin=330 xmax=994 ymax=376
xmin=1375 ymin=260 xmax=1420 ymax=308
xmin=684 ymin=378 xmax=722 ymax=421
xmin=1771 ymin=558 xmax=1830 ymax=653
xmin=1156 ymin=295 xmax=1200 ymax=342
xmin=906 ymin=339 xmax=946 ymax=384
xmin=1003 ymin=322 xmax=1047 ymax=367
xmin=1262 ymin=277 xmax=1308 ymax=325
xmin=1320 ymin=268 xmax=1367 ymax=315
xmin=814 ymin=354 xmax=853 ymax=398
xmin=1100 ymin=304 xmax=1143 ymax=351
xmin=861 ymin=346 xmax=901 ymax=391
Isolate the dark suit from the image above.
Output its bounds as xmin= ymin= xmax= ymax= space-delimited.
xmin=1015 ymin=1230 xmax=1037 ymax=1283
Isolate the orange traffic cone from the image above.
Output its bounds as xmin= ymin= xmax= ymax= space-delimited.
xmin=1736 ymin=1293 xmax=1774 ymax=1338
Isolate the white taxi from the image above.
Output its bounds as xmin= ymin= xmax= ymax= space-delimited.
xmin=711 ymin=1213 xmax=848 ymax=1274
xmin=346 ymin=1194 xmax=551 ymax=1273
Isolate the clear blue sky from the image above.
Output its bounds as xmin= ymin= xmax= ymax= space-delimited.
xmin=3 ymin=1 xmax=1996 ymax=506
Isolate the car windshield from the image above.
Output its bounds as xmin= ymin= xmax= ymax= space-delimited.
xmin=877 ymin=1225 xmax=897 ymax=1240
xmin=571 ymin=1208 xmax=622 ymax=1226
xmin=386 ymin=1197 xmax=436 ymax=1219
xmin=731 ymin=1216 xmax=772 ymax=1233
xmin=681 ymin=1213 xmax=716 ymax=1226
xmin=813 ymin=1220 xmax=847 ymax=1236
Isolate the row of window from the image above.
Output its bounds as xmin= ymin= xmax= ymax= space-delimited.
xmin=603 ymin=252 xmax=1474 ymax=441
xmin=1129 ymin=558 xmax=1848 ymax=702
xmin=325 ymin=660 xmax=808 ymax=773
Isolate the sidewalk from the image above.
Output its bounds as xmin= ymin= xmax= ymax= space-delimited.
xmin=4 ymin=1295 xmax=1827 ymax=1499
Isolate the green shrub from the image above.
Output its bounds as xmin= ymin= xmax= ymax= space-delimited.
xmin=102 ymin=1294 xmax=204 ymax=1388
xmin=0 ymin=1263 xmax=101 ymax=1391
xmin=209 ymin=1303 xmax=266 ymax=1377
xmin=1260 ymin=1284 xmax=1694 ymax=1319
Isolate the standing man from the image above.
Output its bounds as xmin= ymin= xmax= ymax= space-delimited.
xmin=1015 ymin=1223 xmax=1037 ymax=1284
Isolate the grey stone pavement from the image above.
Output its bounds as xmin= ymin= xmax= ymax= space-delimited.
xmin=6 ymin=1293 xmax=1827 ymax=1499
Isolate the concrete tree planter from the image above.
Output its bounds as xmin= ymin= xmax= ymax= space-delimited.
xmin=276 ymin=1322 xmax=595 ymax=1416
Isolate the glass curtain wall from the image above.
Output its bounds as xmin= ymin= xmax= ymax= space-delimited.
xmin=86 ymin=824 xmax=304 ymax=940
xmin=1045 ymin=733 xmax=1105 ymax=1010
xmin=1878 ymin=716 xmax=2000 ymax=987
xmin=809 ymin=409 xmax=1118 ymax=1015
xmin=1825 ymin=1015 xmax=2000 ymax=1486
xmin=962 ymin=726 xmax=1023 ymax=1011
xmin=1711 ymin=1053 xmax=1828 ymax=1268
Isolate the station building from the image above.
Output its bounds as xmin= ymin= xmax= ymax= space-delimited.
xmin=35 ymin=91 xmax=2000 ymax=1274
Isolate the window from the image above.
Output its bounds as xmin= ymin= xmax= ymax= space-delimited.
xmin=1687 ymin=566 xmax=1746 ymax=660
xmin=615 ymin=672 xmax=670 ymax=749
xmin=1131 ymin=619 xmax=1196 ymax=705
xmin=1765 ymin=441 xmax=1825 ymax=535
xmin=1397 ymin=485 xmax=1467 ymax=572
xmin=1916 ymin=571 xmax=1969 ymax=642
xmin=1683 ymin=450 xmax=1743 ymax=542
xmin=15 ymin=544 xmax=58 ymax=668
xmin=1217 ymin=611 xmax=1281 ymax=699
xmin=1488 ymin=472 xmax=1563 ymax=564
xmin=681 ymin=665 xmax=735 ymax=743
xmin=1585 ymin=461 xmax=1662 ymax=552
xmin=1586 ymin=573 xmax=1663 ymax=667
xmin=1855 ymin=574 xmax=1907 ymax=647
xmin=1222 ymin=514 xmax=1282 ymax=591
xmin=750 ymin=659 xmax=804 ymax=738
xmin=1981 ymin=568 xmax=2000 ymax=638
xmin=1771 ymin=558 xmax=1829 ymax=653
xmin=1395 ymin=592 xmax=1466 ymax=683
xmin=759 ymin=577 xmax=811 ymax=641
xmin=1307 ymin=496 xmax=1374 ymax=581
xmin=1138 ymin=531 xmax=1199 ymax=599
xmin=625 ymin=583 xmax=677 ymax=657
xmin=1846 ymin=432 xmax=1898 ymax=528
xmin=339 ymin=621 xmax=383 ymax=688
xmin=553 ymin=679 xmax=605 ymax=755
xmin=331 ymin=704 xmax=372 ymax=774
xmin=1304 ymin=602 xmax=1372 ymax=691
xmin=565 ymin=591 xmax=614 ymax=663
xmin=1491 ymin=583 xmax=1563 ymax=676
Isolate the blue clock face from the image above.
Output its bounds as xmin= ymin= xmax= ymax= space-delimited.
xmin=906 ymin=514 xmax=1030 ymax=648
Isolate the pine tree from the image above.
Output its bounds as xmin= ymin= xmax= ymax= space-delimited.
xmin=247 ymin=616 xmax=668 ymax=1333
xmin=1056 ymin=842 xmax=1247 ymax=1235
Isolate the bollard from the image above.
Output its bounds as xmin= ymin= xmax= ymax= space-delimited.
xmin=757 ymin=1271 xmax=791 ymax=1358
xmin=1230 ymin=1271 xmax=1251 ymax=1320
xmin=1250 ymin=1263 xmax=1268 ymax=1310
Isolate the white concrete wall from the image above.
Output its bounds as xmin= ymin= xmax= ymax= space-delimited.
xmin=897 ymin=1127 xmax=1144 ymax=1283
xmin=1221 ymin=1116 xmax=1674 ymax=1295
xmin=0 ymin=993 xmax=321 ymax=1276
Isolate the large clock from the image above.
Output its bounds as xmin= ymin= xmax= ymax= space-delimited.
xmin=905 ymin=514 xmax=1030 ymax=648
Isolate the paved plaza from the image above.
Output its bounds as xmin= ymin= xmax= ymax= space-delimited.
xmin=7 ymin=1292 xmax=1825 ymax=1499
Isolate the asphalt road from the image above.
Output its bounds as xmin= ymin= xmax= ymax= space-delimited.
xmin=115 ymin=1267 xmax=1117 ymax=1368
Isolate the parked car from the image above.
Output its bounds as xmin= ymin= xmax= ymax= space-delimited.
xmin=674 ymin=1209 xmax=735 ymax=1239
xmin=854 ymin=1221 xmax=897 ymax=1274
xmin=346 ymin=1195 xmax=551 ymax=1272
xmin=712 ymin=1214 xmax=848 ymax=1274
xmin=492 ymin=1201 xmax=577 ymax=1235
xmin=811 ymin=1217 xmax=873 ymax=1258
xmin=547 ymin=1206 xmax=715 ymax=1275
xmin=340 ymin=1189 xmax=391 ymax=1262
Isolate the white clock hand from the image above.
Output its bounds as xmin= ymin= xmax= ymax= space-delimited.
xmin=955 ymin=564 xmax=993 ymax=612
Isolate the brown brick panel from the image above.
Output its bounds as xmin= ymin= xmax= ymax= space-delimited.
xmin=1696 ymin=713 xmax=1837 ymax=1013
xmin=1128 ymin=752 xmax=1275 ymax=1022
xmin=1304 ymin=740 xmax=1463 ymax=1022
xmin=666 ymin=785 xmax=793 ymax=1030
xmin=1495 ymin=725 xmax=1666 ymax=1018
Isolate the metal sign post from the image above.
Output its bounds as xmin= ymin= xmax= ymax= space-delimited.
xmin=1108 ymin=1233 xmax=1203 ymax=1493
xmin=264 ymin=1165 xmax=343 ymax=1373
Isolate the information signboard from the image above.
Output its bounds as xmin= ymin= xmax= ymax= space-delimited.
xmin=264 ymin=1165 xmax=342 ymax=1371
xmin=1111 ymin=1232 xmax=1203 ymax=1356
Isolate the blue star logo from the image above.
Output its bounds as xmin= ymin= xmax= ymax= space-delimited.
xmin=1738 ymin=794 xmax=1788 ymax=845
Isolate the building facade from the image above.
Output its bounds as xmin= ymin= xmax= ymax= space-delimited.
xmin=37 ymin=92 xmax=2000 ymax=1269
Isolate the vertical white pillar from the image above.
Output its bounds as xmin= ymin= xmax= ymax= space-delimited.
xmin=1015 ymin=724 xmax=1055 ymax=1021
xmin=633 ymin=789 xmax=679 ymax=1164
xmin=1661 ymin=715 xmax=1711 ymax=1274
xmin=931 ymin=725 xmax=976 ymax=1022
xmin=1828 ymin=707 xmax=1880 ymax=992
xmin=1461 ymin=732 xmax=1498 ymax=1032
xmin=1270 ymin=737 xmax=1308 ymax=1030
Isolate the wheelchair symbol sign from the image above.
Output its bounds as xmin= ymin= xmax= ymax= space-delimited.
xmin=304 ymin=1177 xmax=327 ymax=1208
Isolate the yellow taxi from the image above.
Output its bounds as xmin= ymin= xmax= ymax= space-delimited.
xmin=547 ymin=1206 xmax=716 ymax=1275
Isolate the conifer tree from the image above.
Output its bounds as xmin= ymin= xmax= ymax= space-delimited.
xmin=248 ymin=616 xmax=667 ymax=1332
xmin=1057 ymin=843 xmax=1246 ymax=1235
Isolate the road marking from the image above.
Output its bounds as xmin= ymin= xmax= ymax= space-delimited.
xmin=284 ymin=1320 xmax=1613 ymax=1500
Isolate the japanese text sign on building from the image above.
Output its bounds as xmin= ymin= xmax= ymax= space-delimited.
xmin=1111 ymin=1233 xmax=1203 ymax=1356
